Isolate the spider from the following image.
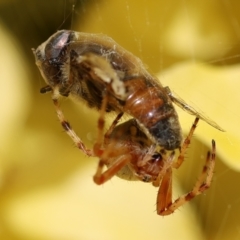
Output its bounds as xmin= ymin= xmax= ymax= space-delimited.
xmin=93 ymin=115 xmax=216 ymax=216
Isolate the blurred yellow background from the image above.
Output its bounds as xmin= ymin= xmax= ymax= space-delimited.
xmin=1 ymin=0 xmax=240 ymax=239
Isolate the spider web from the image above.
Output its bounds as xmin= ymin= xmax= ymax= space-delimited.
xmin=0 ymin=0 xmax=240 ymax=240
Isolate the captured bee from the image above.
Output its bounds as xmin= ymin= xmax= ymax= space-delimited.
xmin=33 ymin=30 xmax=221 ymax=214
xmin=33 ymin=30 xmax=223 ymax=154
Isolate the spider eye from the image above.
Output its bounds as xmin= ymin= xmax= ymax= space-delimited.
xmin=151 ymin=153 xmax=162 ymax=162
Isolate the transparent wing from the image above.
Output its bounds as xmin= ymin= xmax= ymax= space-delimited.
xmin=165 ymin=86 xmax=225 ymax=132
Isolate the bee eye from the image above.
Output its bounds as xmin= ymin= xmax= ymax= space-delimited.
xmin=45 ymin=31 xmax=71 ymax=60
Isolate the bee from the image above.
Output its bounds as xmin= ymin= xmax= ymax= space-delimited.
xmin=33 ymin=30 xmax=223 ymax=151
xmin=33 ymin=30 xmax=221 ymax=215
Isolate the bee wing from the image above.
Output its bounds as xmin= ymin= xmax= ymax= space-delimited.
xmin=165 ymin=86 xmax=225 ymax=132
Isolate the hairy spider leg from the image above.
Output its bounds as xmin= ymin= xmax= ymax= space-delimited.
xmin=51 ymin=88 xmax=93 ymax=156
xmin=157 ymin=139 xmax=216 ymax=216
xmin=173 ymin=117 xmax=199 ymax=169
xmin=152 ymin=117 xmax=199 ymax=190
xmin=92 ymin=91 xmax=127 ymax=184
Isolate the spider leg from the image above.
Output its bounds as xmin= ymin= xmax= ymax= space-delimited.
xmin=93 ymin=153 xmax=132 ymax=185
xmin=156 ymin=167 xmax=173 ymax=214
xmin=52 ymin=88 xmax=93 ymax=156
xmin=93 ymin=89 xmax=124 ymax=151
xmin=157 ymin=139 xmax=216 ymax=216
xmin=152 ymin=151 xmax=175 ymax=187
xmin=93 ymin=90 xmax=109 ymax=156
xmin=104 ymin=112 xmax=124 ymax=143
xmin=173 ymin=117 xmax=199 ymax=169
xmin=92 ymin=99 xmax=127 ymax=184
